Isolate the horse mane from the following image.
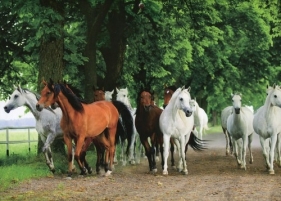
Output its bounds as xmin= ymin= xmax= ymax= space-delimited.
xmin=19 ymin=88 xmax=41 ymax=101
xmin=54 ymin=83 xmax=84 ymax=112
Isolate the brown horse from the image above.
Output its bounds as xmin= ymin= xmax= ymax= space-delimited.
xmin=135 ymin=88 xmax=164 ymax=173
xmin=36 ymin=80 xmax=133 ymax=177
xmin=93 ymin=86 xmax=105 ymax=102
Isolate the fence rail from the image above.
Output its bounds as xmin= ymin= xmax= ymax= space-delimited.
xmin=0 ymin=127 xmax=37 ymax=156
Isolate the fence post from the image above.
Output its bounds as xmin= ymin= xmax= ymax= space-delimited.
xmin=6 ymin=129 xmax=9 ymax=157
xmin=28 ymin=128 xmax=31 ymax=153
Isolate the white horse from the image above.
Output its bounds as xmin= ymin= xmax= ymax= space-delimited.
xmin=116 ymin=87 xmax=140 ymax=165
xmin=160 ymin=86 xmax=204 ymax=175
xmin=3 ymin=85 xmax=71 ymax=172
xmin=227 ymin=93 xmax=254 ymax=170
xmin=189 ymin=99 xmax=209 ymax=140
xmin=253 ymin=85 xmax=281 ymax=174
xmin=221 ymin=106 xmax=233 ymax=155
xmin=105 ymin=90 xmax=114 ymax=101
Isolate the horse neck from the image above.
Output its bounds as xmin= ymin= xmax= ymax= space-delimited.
xmin=263 ymin=96 xmax=276 ymax=119
xmin=194 ymin=104 xmax=200 ymax=117
xmin=57 ymin=93 xmax=78 ymax=121
xmin=24 ymin=93 xmax=42 ymax=119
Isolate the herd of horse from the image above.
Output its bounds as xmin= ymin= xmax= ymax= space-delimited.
xmin=3 ymin=81 xmax=281 ymax=177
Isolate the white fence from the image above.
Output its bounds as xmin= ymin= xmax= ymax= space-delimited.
xmin=0 ymin=118 xmax=37 ymax=156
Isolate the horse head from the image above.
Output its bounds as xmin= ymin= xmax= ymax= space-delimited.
xmin=163 ymin=85 xmax=177 ymax=109
xmin=231 ymin=93 xmax=242 ymax=114
xmin=93 ymin=86 xmax=105 ymax=101
xmin=4 ymin=85 xmax=26 ymax=113
xmin=268 ymin=85 xmax=281 ymax=108
xmin=175 ymin=88 xmax=193 ymax=117
xmin=36 ymin=79 xmax=58 ymax=111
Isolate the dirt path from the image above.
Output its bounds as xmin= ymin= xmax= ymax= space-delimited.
xmin=2 ymin=133 xmax=281 ymax=201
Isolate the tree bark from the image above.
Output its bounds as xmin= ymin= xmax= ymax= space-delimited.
xmin=37 ymin=0 xmax=65 ymax=155
xmin=79 ymin=0 xmax=114 ymax=102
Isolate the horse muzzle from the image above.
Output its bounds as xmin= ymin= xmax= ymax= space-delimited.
xmin=184 ymin=108 xmax=193 ymax=117
xmin=36 ymin=103 xmax=44 ymax=111
xmin=234 ymin=108 xmax=240 ymax=114
xmin=3 ymin=105 xmax=12 ymax=113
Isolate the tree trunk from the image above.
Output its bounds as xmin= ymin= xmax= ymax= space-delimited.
xmin=79 ymin=0 xmax=114 ymax=102
xmin=36 ymin=0 xmax=65 ymax=155
xmin=100 ymin=7 xmax=127 ymax=91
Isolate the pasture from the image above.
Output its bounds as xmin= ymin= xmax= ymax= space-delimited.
xmin=1 ymin=127 xmax=281 ymax=200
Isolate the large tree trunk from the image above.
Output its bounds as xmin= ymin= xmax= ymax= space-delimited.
xmin=100 ymin=7 xmax=127 ymax=91
xmin=36 ymin=0 xmax=65 ymax=155
xmin=79 ymin=0 xmax=114 ymax=102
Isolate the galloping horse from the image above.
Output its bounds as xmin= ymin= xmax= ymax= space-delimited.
xmin=116 ymin=87 xmax=140 ymax=165
xmin=3 ymin=85 xmax=71 ymax=173
xmin=36 ymin=80 xmax=133 ymax=177
xmin=227 ymin=93 xmax=254 ymax=170
xmin=221 ymin=106 xmax=233 ymax=155
xmin=135 ymin=88 xmax=164 ymax=173
xmin=160 ymin=86 xmax=205 ymax=175
xmin=189 ymin=99 xmax=209 ymax=140
xmin=253 ymin=85 xmax=281 ymax=174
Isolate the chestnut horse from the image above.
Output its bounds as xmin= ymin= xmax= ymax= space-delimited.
xmin=36 ymin=80 xmax=133 ymax=177
xmin=135 ymin=88 xmax=164 ymax=173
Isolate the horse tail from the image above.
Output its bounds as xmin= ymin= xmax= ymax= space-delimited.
xmin=187 ymin=132 xmax=207 ymax=151
xmin=112 ymin=100 xmax=134 ymax=156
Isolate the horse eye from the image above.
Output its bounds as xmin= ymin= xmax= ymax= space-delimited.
xmin=180 ymin=98 xmax=183 ymax=101
xmin=274 ymin=95 xmax=277 ymax=98
xmin=14 ymin=95 xmax=18 ymax=99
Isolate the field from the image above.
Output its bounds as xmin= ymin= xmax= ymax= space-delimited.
xmin=1 ymin=127 xmax=281 ymax=200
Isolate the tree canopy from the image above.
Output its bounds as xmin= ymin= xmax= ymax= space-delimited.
xmin=0 ymin=0 xmax=280 ymax=124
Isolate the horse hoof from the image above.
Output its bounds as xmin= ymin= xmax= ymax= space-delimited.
xmin=104 ymin=170 xmax=112 ymax=177
xmin=153 ymin=168 xmax=157 ymax=173
xmin=163 ymin=171 xmax=168 ymax=175
xmin=50 ymin=169 xmax=55 ymax=174
xmin=87 ymin=168 xmax=93 ymax=174
xmin=181 ymin=170 xmax=188 ymax=175
xmin=130 ymin=160 xmax=136 ymax=165
xmin=269 ymin=170 xmax=275 ymax=175
xmin=172 ymin=166 xmax=177 ymax=170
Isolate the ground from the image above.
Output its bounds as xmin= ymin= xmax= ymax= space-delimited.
xmin=2 ymin=133 xmax=281 ymax=201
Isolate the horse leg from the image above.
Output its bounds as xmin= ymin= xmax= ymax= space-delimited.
xmin=170 ymin=138 xmax=176 ymax=169
xmin=129 ymin=132 xmax=137 ymax=164
xmin=269 ymin=135 xmax=278 ymax=174
xmin=43 ymin=133 xmax=57 ymax=172
xmin=163 ymin=134 xmax=171 ymax=175
xmin=180 ymin=136 xmax=188 ymax=175
xmin=259 ymin=137 xmax=270 ymax=170
xmin=223 ymin=128 xmax=230 ymax=155
xmin=80 ymin=138 xmax=93 ymax=174
xmin=233 ymin=140 xmax=241 ymax=168
xmin=64 ymin=136 xmax=74 ymax=178
xmin=140 ymin=137 xmax=154 ymax=172
xmin=74 ymin=136 xmax=87 ymax=175
xmin=248 ymin=134 xmax=254 ymax=164
xmin=276 ymin=134 xmax=281 ymax=167
xmin=241 ymin=135 xmax=248 ymax=170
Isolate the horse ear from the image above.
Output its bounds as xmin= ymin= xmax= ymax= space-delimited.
xmin=116 ymin=87 xmax=119 ymax=93
xmin=181 ymin=85 xmax=185 ymax=90
xmin=186 ymin=86 xmax=191 ymax=92
xmin=273 ymin=83 xmax=276 ymax=89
